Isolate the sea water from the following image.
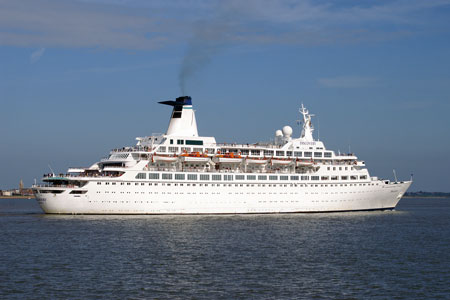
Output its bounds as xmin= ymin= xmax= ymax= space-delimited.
xmin=0 ymin=198 xmax=449 ymax=299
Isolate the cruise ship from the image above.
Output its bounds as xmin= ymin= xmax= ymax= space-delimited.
xmin=33 ymin=96 xmax=412 ymax=214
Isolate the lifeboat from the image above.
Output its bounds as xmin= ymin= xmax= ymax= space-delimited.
xmin=296 ymin=159 xmax=314 ymax=167
xmin=180 ymin=152 xmax=210 ymax=163
xmin=271 ymin=158 xmax=294 ymax=166
xmin=214 ymin=152 xmax=242 ymax=164
xmin=152 ymin=154 xmax=179 ymax=163
xmin=245 ymin=157 xmax=269 ymax=165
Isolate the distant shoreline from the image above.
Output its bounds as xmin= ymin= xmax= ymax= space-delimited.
xmin=0 ymin=196 xmax=35 ymax=199
xmin=404 ymin=192 xmax=450 ymax=198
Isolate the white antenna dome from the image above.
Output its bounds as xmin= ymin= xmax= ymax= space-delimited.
xmin=275 ymin=130 xmax=283 ymax=137
xmin=282 ymin=126 xmax=293 ymax=137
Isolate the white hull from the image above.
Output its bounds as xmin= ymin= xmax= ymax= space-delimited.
xmin=34 ymin=178 xmax=411 ymax=214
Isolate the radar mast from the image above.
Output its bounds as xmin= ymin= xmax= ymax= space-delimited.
xmin=299 ymin=103 xmax=314 ymax=141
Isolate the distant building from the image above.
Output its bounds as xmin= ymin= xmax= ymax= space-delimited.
xmin=0 ymin=188 xmax=33 ymax=197
xmin=21 ymin=188 xmax=34 ymax=196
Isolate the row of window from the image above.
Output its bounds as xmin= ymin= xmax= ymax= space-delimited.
xmin=228 ymin=150 xmax=332 ymax=158
xmin=157 ymin=146 xmax=333 ymax=158
xmin=136 ymin=173 xmax=367 ymax=181
xmin=109 ymin=153 xmax=129 ymax=160
xmin=168 ymin=139 xmax=205 ymax=146
xmin=328 ymin=166 xmax=352 ymax=171
xmin=96 ymin=182 xmax=377 ymax=188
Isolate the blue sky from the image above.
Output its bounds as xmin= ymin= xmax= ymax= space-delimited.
xmin=1 ymin=0 xmax=450 ymax=192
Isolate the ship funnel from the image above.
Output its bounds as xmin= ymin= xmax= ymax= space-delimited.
xmin=159 ymin=96 xmax=198 ymax=137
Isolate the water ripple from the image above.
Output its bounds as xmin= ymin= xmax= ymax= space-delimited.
xmin=0 ymin=198 xmax=449 ymax=299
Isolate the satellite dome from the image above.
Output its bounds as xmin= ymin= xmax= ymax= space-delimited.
xmin=282 ymin=126 xmax=293 ymax=137
xmin=275 ymin=130 xmax=283 ymax=137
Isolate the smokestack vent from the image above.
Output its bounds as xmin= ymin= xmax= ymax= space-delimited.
xmin=158 ymin=96 xmax=198 ymax=137
xmin=176 ymin=96 xmax=192 ymax=105
xmin=159 ymin=96 xmax=192 ymax=107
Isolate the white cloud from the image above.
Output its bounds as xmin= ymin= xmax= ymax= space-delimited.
xmin=318 ymin=76 xmax=379 ymax=88
xmin=0 ymin=0 xmax=177 ymax=50
xmin=0 ymin=0 xmax=449 ymax=50
xmin=224 ymin=0 xmax=450 ymax=25
xmin=30 ymin=47 xmax=46 ymax=63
